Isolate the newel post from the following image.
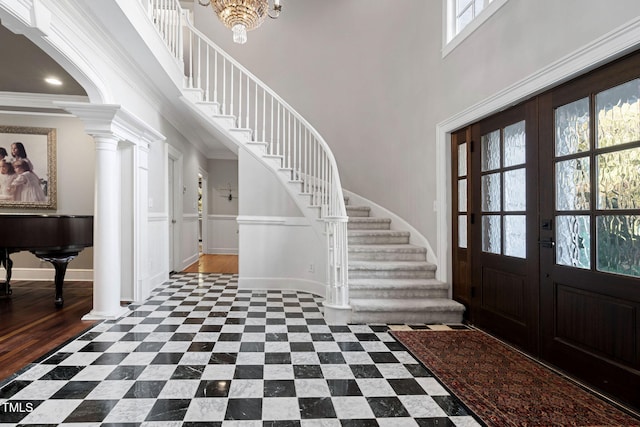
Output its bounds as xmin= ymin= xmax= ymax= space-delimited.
xmin=322 ymin=217 xmax=351 ymax=324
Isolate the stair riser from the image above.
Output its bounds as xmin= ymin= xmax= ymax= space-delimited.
xmin=348 ymin=270 xmax=435 ymax=280
xmin=212 ymin=115 xmax=236 ymax=129
xmin=350 ymin=289 xmax=448 ymax=299
xmin=348 ymin=252 xmax=426 ymax=262
xmin=346 ymin=209 xmax=370 ymax=217
xmin=347 ymin=222 xmax=391 ymax=230
xmin=348 ymin=235 xmax=409 ymax=244
xmin=351 ymin=310 xmax=463 ymax=324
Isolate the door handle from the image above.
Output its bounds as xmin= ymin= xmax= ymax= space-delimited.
xmin=538 ymin=238 xmax=555 ymax=248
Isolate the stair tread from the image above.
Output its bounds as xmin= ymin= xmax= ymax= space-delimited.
xmin=348 ymin=261 xmax=436 ymax=270
xmin=346 ymin=206 xmax=370 ymax=210
xmin=349 ymin=278 xmax=446 ymax=288
xmin=350 ymin=298 xmax=465 ymax=311
xmin=348 ymin=217 xmax=391 ymax=222
xmin=348 ymin=230 xmax=410 ymax=236
xmin=349 ymin=244 xmax=426 ymax=252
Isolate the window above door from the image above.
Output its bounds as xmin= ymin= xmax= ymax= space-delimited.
xmin=442 ymin=0 xmax=508 ymax=58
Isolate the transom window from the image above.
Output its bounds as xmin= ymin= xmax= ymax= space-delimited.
xmin=443 ymin=0 xmax=508 ymax=57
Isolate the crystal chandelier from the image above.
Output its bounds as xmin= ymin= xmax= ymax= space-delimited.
xmin=198 ymin=0 xmax=282 ymax=44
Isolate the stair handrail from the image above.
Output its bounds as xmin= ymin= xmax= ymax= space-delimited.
xmin=146 ymin=0 xmax=350 ymax=312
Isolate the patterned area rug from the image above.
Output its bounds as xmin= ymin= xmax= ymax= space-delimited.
xmin=391 ymin=329 xmax=640 ymax=427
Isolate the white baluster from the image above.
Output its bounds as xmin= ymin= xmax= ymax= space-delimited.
xmin=230 ymin=66 xmax=234 ymax=121
xmin=246 ymin=75 xmax=250 ymax=131
xmin=262 ymin=88 xmax=266 ymax=143
xmin=238 ymin=73 xmax=243 ymax=128
xmin=222 ymin=59 xmax=226 ymax=114
xmin=205 ymin=48 xmax=210 ymax=101
xmin=270 ymin=97 xmax=274 ymax=154
xmin=188 ymin=30 xmax=193 ymax=88
xmin=197 ymin=38 xmax=201 ymax=90
xmin=213 ymin=51 xmax=218 ymax=104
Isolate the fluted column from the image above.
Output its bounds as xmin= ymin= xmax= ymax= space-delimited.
xmin=83 ymin=134 xmax=128 ymax=320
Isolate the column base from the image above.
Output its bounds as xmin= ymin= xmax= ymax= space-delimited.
xmin=82 ymin=305 xmax=130 ymax=321
xmin=323 ymin=302 xmax=352 ymax=325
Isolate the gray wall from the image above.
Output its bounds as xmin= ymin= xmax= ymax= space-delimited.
xmin=192 ymin=0 xmax=640 ymax=259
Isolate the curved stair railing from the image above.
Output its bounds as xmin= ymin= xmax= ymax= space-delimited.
xmin=146 ymin=0 xmax=350 ymax=316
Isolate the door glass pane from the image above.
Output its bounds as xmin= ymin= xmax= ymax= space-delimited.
xmin=482 ymin=215 xmax=501 ymax=254
xmin=458 ymin=143 xmax=467 ymax=177
xmin=482 ymin=173 xmax=501 ymax=211
xmin=556 ymin=157 xmax=590 ymax=210
xmin=597 ymin=215 xmax=640 ymax=277
xmin=597 ymin=146 xmax=640 ymax=209
xmin=504 ymin=215 xmax=526 ymax=258
xmin=596 ymin=78 xmax=640 ymax=148
xmin=504 ymin=120 xmax=526 ymax=167
xmin=458 ymin=179 xmax=467 ymax=212
xmin=504 ymin=168 xmax=526 ymax=211
xmin=459 ymin=215 xmax=467 ymax=248
xmin=556 ymin=215 xmax=591 ymax=269
xmin=481 ymin=130 xmax=500 ymax=172
xmin=555 ymin=97 xmax=590 ymax=157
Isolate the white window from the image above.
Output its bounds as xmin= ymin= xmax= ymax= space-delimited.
xmin=443 ymin=0 xmax=508 ymax=57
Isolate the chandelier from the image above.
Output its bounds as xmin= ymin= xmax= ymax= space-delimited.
xmin=198 ymin=0 xmax=282 ymax=44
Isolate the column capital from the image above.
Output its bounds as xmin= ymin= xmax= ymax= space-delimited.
xmin=54 ymin=102 xmax=166 ymax=148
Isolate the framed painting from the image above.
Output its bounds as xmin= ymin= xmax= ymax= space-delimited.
xmin=0 ymin=126 xmax=56 ymax=209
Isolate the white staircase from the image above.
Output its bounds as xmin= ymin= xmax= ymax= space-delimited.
xmin=148 ymin=0 xmax=464 ymax=325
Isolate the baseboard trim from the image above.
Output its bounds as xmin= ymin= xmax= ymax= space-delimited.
xmin=207 ymin=248 xmax=239 ymax=255
xmin=237 ymin=277 xmax=326 ymax=297
xmin=4 ymin=268 xmax=93 ymax=282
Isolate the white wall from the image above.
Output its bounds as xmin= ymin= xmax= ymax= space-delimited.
xmin=207 ymin=158 xmax=239 ymax=253
xmin=192 ymin=0 xmax=640 ymax=263
xmin=237 ymin=148 xmax=325 ymax=294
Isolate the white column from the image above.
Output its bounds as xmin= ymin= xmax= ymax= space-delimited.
xmin=83 ymin=134 xmax=128 ymax=320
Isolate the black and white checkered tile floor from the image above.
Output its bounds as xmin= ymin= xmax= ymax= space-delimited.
xmin=0 ymin=273 xmax=482 ymax=426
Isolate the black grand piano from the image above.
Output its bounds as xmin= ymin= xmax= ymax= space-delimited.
xmin=0 ymin=215 xmax=93 ymax=307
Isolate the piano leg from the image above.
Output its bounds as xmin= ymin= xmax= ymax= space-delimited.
xmin=1 ymin=249 xmax=13 ymax=296
xmin=34 ymin=252 xmax=79 ymax=307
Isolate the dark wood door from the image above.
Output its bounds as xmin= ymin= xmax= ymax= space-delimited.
xmin=538 ymin=53 xmax=640 ymax=410
xmin=451 ymin=128 xmax=473 ymax=315
xmin=470 ymin=99 xmax=540 ymax=353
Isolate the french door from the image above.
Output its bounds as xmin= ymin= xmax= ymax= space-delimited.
xmin=454 ymin=50 xmax=640 ymax=410
xmin=469 ymin=100 xmax=539 ymax=353
xmin=538 ymin=53 xmax=640 ymax=409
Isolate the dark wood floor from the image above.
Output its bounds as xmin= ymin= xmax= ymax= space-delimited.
xmin=0 ymin=255 xmax=238 ymax=383
xmin=0 ymin=280 xmax=95 ymax=382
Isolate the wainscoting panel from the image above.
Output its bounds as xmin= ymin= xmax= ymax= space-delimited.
xmin=207 ymin=214 xmax=239 ymax=254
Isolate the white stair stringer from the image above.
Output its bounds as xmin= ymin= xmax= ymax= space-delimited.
xmin=346 ymin=200 xmax=465 ymax=325
xmin=186 ymin=96 xmax=328 ymax=236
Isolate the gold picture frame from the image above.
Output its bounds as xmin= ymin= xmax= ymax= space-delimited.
xmin=0 ymin=126 xmax=56 ymax=209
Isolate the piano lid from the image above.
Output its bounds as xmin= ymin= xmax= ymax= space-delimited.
xmin=0 ymin=214 xmax=93 ymax=250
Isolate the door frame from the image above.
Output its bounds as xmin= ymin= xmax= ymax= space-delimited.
xmin=168 ymin=145 xmax=183 ymax=273
xmin=437 ymin=19 xmax=640 ymax=286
